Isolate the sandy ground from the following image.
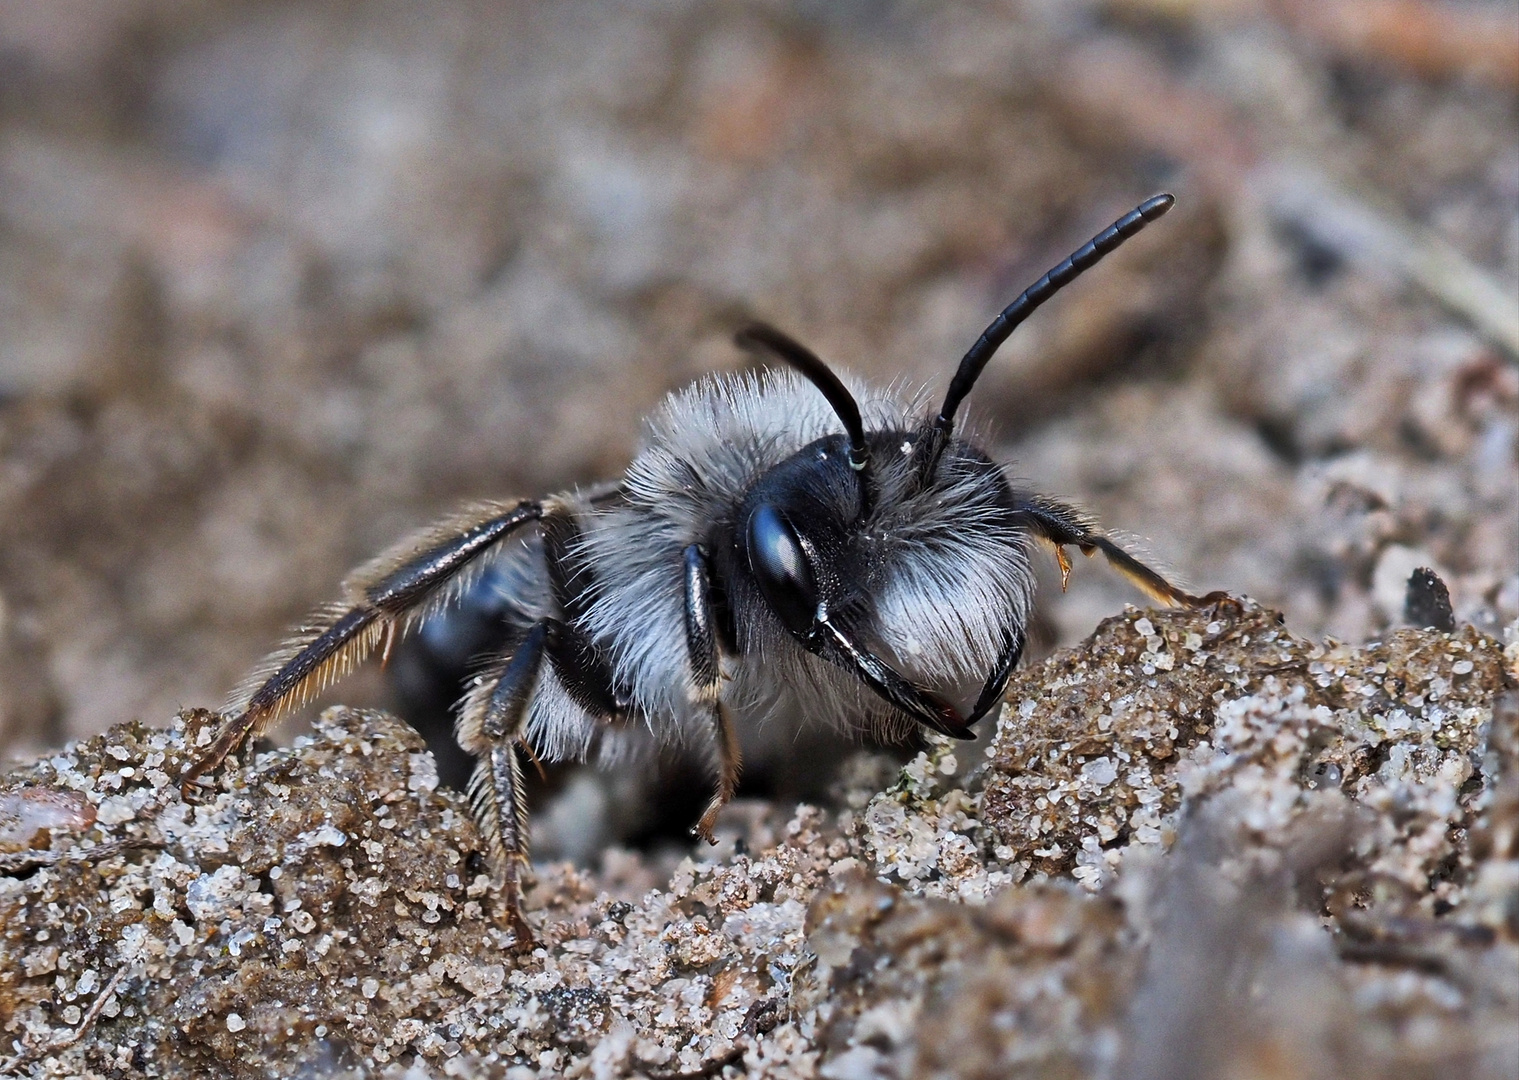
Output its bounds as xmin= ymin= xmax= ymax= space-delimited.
xmin=1 ymin=603 xmax=1515 ymax=1078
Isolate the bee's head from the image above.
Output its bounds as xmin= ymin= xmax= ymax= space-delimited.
xmin=731 ymin=414 xmax=1028 ymax=740
xmin=728 ymin=194 xmax=1175 ymax=736
xmin=735 ymin=432 xmax=861 ymax=642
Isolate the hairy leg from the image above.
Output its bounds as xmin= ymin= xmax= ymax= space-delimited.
xmin=456 ymin=614 xmax=628 ymax=944
xmin=181 ymin=499 xmax=543 ymax=791
xmin=456 ymin=622 xmax=547 ymax=945
xmin=452 ymin=505 xmax=632 ymax=940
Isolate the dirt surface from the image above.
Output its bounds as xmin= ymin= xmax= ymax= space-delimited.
xmin=0 ymin=603 xmax=1515 ymax=1078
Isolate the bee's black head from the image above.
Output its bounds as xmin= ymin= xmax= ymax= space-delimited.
xmin=705 ymin=196 xmax=1179 ymax=740
xmin=730 ymin=426 xmax=1026 ymax=740
xmin=736 ymin=433 xmax=859 ymax=641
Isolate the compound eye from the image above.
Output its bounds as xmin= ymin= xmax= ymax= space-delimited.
xmin=745 ymin=504 xmax=820 ymax=636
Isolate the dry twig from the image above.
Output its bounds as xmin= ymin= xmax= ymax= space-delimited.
xmin=0 ymin=963 xmax=130 ymax=1076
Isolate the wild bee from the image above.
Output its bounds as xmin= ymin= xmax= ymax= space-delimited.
xmin=181 ymin=194 xmax=1213 ymax=942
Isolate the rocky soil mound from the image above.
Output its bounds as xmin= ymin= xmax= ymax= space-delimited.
xmin=2 ymin=602 xmax=1514 ymax=1078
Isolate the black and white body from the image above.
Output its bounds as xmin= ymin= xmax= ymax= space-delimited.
xmin=181 ymin=194 xmax=1214 ymax=943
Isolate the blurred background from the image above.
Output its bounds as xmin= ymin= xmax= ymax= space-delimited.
xmin=0 ymin=0 xmax=1514 ymax=827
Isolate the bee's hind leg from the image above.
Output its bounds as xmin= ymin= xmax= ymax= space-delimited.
xmin=180 ymin=499 xmax=544 ymax=793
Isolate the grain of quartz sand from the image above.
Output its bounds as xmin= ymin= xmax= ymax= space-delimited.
xmin=0 ymin=601 xmax=1514 ymax=1079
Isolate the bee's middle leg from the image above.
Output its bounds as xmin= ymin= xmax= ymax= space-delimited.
xmin=458 ymin=617 xmax=627 ymax=947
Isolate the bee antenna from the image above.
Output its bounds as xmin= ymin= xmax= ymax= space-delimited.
xmin=922 ymin=194 xmax=1176 ymax=473
xmin=735 ymin=323 xmax=874 ymax=516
